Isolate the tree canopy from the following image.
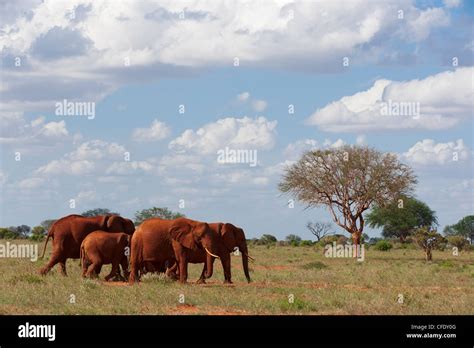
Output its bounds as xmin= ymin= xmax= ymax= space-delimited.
xmin=443 ymin=215 xmax=474 ymax=240
xmin=81 ymin=208 xmax=120 ymax=217
xmin=279 ymin=145 xmax=417 ymax=244
xmin=285 ymin=234 xmax=302 ymax=245
xmin=366 ymin=196 xmax=437 ymax=242
xmin=0 ymin=225 xmax=31 ymax=239
xmin=413 ymin=227 xmax=446 ymax=261
xmin=134 ymin=207 xmax=184 ymax=225
xmin=40 ymin=219 xmax=57 ymax=231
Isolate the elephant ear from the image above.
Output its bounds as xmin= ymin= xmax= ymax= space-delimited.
xmin=99 ymin=215 xmax=110 ymax=230
xmin=169 ymin=222 xmax=196 ymax=250
xmin=221 ymin=223 xmax=237 ymax=252
xmin=107 ymin=215 xmax=124 ymax=232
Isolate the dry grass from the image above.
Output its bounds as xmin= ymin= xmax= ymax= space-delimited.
xmin=1 ymin=240 xmax=473 ymax=315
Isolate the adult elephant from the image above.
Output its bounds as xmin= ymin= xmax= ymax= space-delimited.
xmin=129 ymin=217 xmax=219 ymax=284
xmin=167 ymin=223 xmax=252 ymax=284
xmin=39 ymin=214 xmax=135 ymax=276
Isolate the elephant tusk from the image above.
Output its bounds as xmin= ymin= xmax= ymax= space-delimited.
xmin=243 ymin=252 xmax=255 ymax=261
xmin=205 ymin=247 xmax=220 ymax=259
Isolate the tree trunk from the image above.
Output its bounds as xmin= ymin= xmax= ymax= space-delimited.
xmin=425 ymin=248 xmax=432 ymax=261
xmin=352 ymin=232 xmax=361 ymax=258
xmin=352 ymin=231 xmax=361 ymax=245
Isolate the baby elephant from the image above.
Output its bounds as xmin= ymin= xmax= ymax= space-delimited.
xmin=80 ymin=231 xmax=130 ymax=281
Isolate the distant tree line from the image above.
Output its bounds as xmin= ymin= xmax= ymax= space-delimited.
xmin=0 ymin=207 xmax=184 ymax=241
xmin=0 ymin=204 xmax=471 ymax=261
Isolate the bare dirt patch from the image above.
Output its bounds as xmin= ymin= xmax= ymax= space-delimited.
xmin=204 ymin=306 xmax=249 ymax=315
xmin=167 ymin=304 xmax=199 ymax=315
xmin=101 ymin=281 xmax=129 ymax=287
xmin=254 ymin=265 xmax=292 ymax=271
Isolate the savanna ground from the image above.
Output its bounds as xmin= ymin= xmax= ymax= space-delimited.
xmin=1 ymin=240 xmax=473 ymax=315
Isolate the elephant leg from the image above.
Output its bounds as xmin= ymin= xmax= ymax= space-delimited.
xmin=129 ymin=262 xmax=140 ymax=283
xmin=165 ymin=262 xmax=178 ymax=279
xmin=196 ymin=264 xmax=207 ymax=284
xmin=120 ymin=257 xmax=129 ymax=281
xmin=58 ymin=258 xmax=67 ymax=276
xmin=178 ymin=259 xmax=188 ymax=284
xmin=85 ymin=263 xmax=99 ymax=278
xmin=105 ymin=262 xmax=119 ymax=281
xmin=105 ymin=264 xmax=117 ymax=282
xmin=81 ymin=259 xmax=89 ymax=278
xmin=221 ymin=253 xmax=232 ymax=284
xmin=39 ymin=250 xmax=62 ymax=275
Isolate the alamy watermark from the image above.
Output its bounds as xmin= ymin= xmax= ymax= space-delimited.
xmin=380 ymin=99 xmax=420 ymax=119
xmin=217 ymin=147 xmax=257 ymax=167
xmin=55 ymin=99 xmax=95 ymax=119
xmin=0 ymin=242 xmax=38 ymax=262
xmin=18 ymin=322 xmax=55 ymax=341
xmin=324 ymin=242 xmax=365 ymax=262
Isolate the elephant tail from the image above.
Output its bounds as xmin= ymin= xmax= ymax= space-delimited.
xmin=80 ymin=244 xmax=85 ymax=268
xmin=40 ymin=232 xmax=52 ymax=259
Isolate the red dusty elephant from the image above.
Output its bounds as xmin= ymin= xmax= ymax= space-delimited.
xmin=39 ymin=214 xmax=135 ymax=276
xmin=129 ymin=217 xmax=220 ymax=284
xmin=167 ymin=222 xmax=253 ymax=284
xmin=80 ymin=231 xmax=130 ymax=281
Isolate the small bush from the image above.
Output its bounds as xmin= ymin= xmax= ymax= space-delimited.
xmin=373 ymin=240 xmax=393 ymax=251
xmin=438 ymin=260 xmax=456 ymax=268
xmin=447 ymin=236 xmax=469 ymax=251
xmin=300 ymin=240 xmax=313 ymax=246
xmin=279 ymin=297 xmax=314 ymax=311
xmin=302 ymin=261 xmax=327 ymax=270
xmin=337 ymin=235 xmax=348 ymax=244
xmin=257 ymin=234 xmax=277 ymax=245
xmin=9 ymin=274 xmax=44 ymax=285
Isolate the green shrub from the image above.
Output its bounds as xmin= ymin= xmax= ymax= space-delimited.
xmin=373 ymin=240 xmax=393 ymax=251
xmin=258 ymin=234 xmax=278 ymax=245
xmin=300 ymin=240 xmax=313 ymax=246
xmin=438 ymin=260 xmax=456 ymax=268
xmin=302 ymin=261 xmax=327 ymax=270
xmin=447 ymin=236 xmax=469 ymax=251
xmin=320 ymin=234 xmax=347 ymax=245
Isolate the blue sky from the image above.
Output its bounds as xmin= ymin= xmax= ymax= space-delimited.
xmin=1 ymin=0 xmax=472 ymax=240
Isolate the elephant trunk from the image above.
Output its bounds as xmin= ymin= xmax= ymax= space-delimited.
xmin=241 ymin=244 xmax=251 ymax=283
xmin=205 ymin=251 xmax=214 ymax=278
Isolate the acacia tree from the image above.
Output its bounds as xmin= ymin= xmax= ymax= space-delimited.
xmin=279 ymin=145 xmax=417 ymax=245
xmin=366 ymin=196 xmax=437 ymax=242
xmin=306 ymin=221 xmax=333 ymax=242
xmin=413 ymin=227 xmax=446 ymax=261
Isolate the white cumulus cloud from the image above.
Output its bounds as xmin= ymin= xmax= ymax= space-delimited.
xmin=35 ymin=159 xmax=95 ymax=176
xmin=106 ymin=161 xmax=154 ymax=175
xmin=132 ymin=120 xmax=170 ymax=142
xmin=306 ymin=68 xmax=473 ymax=132
xmin=169 ymin=116 xmax=277 ymax=154
xmin=403 ymin=139 xmax=471 ymax=165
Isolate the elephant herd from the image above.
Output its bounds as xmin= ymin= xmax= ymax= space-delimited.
xmin=39 ymin=214 xmax=252 ymax=284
